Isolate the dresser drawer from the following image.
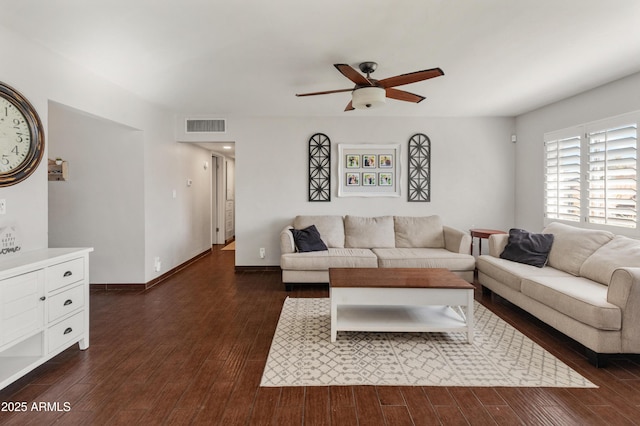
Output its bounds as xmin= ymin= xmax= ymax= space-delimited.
xmin=48 ymin=284 xmax=84 ymax=323
xmin=47 ymin=258 xmax=84 ymax=292
xmin=48 ymin=311 xmax=84 ymax=353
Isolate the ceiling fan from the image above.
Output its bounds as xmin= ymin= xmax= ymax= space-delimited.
xmin=296 ymin=62 xmax=444 ymax=111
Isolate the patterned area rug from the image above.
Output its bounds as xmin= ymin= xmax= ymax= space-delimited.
xmin=260 ymin=298 xmax=596 ymax=388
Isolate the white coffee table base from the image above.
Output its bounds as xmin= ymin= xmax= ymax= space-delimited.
xmin=330 ymin=287 xmax=474 ymax=343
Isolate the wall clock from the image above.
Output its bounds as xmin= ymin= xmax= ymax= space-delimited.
xmin=0 ymin=82 xmax=45 ymax=187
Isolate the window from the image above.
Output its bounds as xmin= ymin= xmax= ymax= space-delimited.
xmin=545 ymin=133 xmax=581 ymax=222
xmin=544 ymin=112 xmax=638 ymax=231
xmin=587 ymin=122 xmax=637 ymax=228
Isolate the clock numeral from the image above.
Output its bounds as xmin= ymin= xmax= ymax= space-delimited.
xmin=1 ymin=156 xmax=9 ymax=166
xmin=11 ymin=146 xmax=19 ymax=156
xmin=15 ymin=133 xmax=23 ymax=143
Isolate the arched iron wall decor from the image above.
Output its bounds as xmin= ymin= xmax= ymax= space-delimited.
xmin=408 ymin=133 xmax=431 ymax=202
xmin=309 ymin=133 xmax=331 ymax=201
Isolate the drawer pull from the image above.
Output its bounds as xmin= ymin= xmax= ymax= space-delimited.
xmin=40 ymin=296 xmax=46 ymax=301
xmin=63 ymin=271 xmax=73 ymax=277
xmin=64 ymin=299 xmax=73 ymax=306
xmin=64 ymin=327 xmax=73 ymax=335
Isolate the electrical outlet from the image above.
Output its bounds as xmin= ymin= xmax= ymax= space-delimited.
xmin=154 ymin=257 xmax=161 ymax=272
xmin=0 ymin=199 xmax=5 ymax=215
xmin=259 ymin=248 xmax=266 ymax=259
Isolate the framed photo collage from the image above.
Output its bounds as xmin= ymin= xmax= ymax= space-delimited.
xmin=338 ymin=144 xmax=401 ymax=197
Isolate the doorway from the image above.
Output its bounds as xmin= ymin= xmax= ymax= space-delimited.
xmin=210 ymin=152 xmax=235 ymax=246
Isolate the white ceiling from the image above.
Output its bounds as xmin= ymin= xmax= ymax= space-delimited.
xmin=1 ymin=0 xmax=640 ymax=117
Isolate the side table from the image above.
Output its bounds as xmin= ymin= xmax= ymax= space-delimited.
xmin=470 ymin=229 xmax=506 ymax=256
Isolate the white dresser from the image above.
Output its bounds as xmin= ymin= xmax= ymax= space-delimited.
xmin=0 ymin=248 xmax=93 ymax=390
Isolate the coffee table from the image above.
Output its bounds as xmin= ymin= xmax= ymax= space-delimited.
xmin=329 ymin=268 xmax=475 ymax=343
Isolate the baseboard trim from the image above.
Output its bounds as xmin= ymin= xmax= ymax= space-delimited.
xmin=145 ymin=248 xmax=212 ymax=290
xmin=235 ymin=266 xmax=281 ymax=273
xmin=90 ymin=283 xmax=146 ymax=291
xmin=91 ymin=248 xmax=212 ymax=291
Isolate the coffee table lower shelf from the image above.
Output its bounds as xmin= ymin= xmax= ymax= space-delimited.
xmin=332 ymin=304 xmax=471 ymax=342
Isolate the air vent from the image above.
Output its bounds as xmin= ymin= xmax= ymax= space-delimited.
xmin=185 ymin=118 xmax=226 ymax=133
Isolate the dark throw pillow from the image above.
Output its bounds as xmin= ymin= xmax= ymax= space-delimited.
xmin=291 ymin=225 xmax=328 ymax=253
xmin=500 ymin=228 xmax=554 ymax=268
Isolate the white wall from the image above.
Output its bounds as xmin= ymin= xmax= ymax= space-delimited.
xmin=0 ymin=24 xmax=212 ymax=284
xmin=144 ymin=137 xmax=212 ymax=281
xmin=0 ymin=26 xmax=51 ymax=251
xmin=48 ymin=102 xmax=145 ymax=284
xmin=228 ymin=116 xmax=516 ymax=266
xmin=515 ymin=71 xmax=640 ymax=232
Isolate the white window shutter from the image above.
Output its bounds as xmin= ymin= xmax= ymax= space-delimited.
xmin=587 ymin=122 xmax=637 ymax=228
xmin=545 ymin=133 xmax=581 ymax=222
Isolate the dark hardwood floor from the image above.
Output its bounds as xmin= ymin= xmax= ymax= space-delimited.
xmin=2 ymin=246 xmax=640 ymax=425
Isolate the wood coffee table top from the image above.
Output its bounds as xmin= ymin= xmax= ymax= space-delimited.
xmin=329 ymin=268 xmax=475 ymax=289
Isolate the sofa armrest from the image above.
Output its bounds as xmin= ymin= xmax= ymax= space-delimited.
xmin=443 ymin=226 xmax=471 ymax=254
xmin=608 ymin=267 xmax=640 ymax=352
xmin=488 ymin=234 xmax=509 ymax=257
xmin=280 ymin=226 xmax=295 ymax=254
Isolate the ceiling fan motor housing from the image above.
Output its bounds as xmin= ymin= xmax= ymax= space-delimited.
xmin=358 ymin=61 xmax=378 ymax=75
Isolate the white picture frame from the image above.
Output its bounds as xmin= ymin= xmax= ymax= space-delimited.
xmin=338 ymin=143 xmax=401 ymax=197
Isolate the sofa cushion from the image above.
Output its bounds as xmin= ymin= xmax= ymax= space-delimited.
xmin=328 ymin=248 xmax=378 ymax=268
xmin=499 ymin=228 xmax=554 ymax=268
xmin=521 ymin=276 xmax=621 ymax=331
xmin=542 ymin=222 xmax=613 ymax=276
xmin=291 ymin=225 xmax=328 ymax=253
xmin=580 ymin=236 xmax=640 ymax=285
xmin=280 ymin=251 xmax=329 ymax=270
xmin=373 ymin=248 xmax=475 ymax=271
xmin=394 ymin=215 xmax=444 ymax=248
xmin=293 ymin=215 xmax=344 ymax=248
xmin=281 ymin=248 xmax=377 ymax=270
xmin=344 ymin=215 xmax=395 ymax=248
xmin=476 ymin=255 xmax=572 ymax=292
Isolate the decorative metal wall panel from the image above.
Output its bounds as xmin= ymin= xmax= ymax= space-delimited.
xmin=408 ymin=133 xmax=431 ymax=202
xmin=309 ymin=133 xmax=331 ymax=201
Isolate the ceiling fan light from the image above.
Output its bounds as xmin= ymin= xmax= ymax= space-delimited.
xmin=352 ymin=87 xmax=386 ymax=109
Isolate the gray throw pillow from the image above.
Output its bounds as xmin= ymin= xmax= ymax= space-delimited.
xmin=291 ymin=225 xmax=328 ymax=253
xmin=500 ymin=228 xmax=554 ymax=268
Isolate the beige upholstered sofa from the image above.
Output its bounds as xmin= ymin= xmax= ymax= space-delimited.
xmin=477 ymin=221 xmax=640 ymax=366
xmin=280 ymin=215 xmax=474 ymax=289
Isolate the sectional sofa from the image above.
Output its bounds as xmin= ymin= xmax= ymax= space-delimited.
xmin=280 ymin=215 xmax=475 ymax=290
xmin=477 ymin=222 xmax=640 ymax=366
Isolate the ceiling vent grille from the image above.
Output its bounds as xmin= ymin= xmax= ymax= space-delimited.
xmin=185 ymin=118 xmax=226 ymax=133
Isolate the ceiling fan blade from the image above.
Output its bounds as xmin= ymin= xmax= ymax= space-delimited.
xmin=344 ymin=100 xmax=354 ymax=111
xmin=334 ymin=64 xmax=372 ymax=86
xmin=378 ymin=67 xmax=444 ymax=88
xmin=296 ymin=88 xmax=353 ymax=97
xmin=385 ymin=88 xmax=425 ymax=103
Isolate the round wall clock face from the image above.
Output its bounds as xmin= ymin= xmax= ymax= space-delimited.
xmin=0 ymin=82 xmax=45 ymax=187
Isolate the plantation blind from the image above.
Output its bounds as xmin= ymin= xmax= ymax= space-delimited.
xmin=545 ymin=133 xmax=581 ymax=222
xmin=587 ymin=122 xmax=637 ymax=228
